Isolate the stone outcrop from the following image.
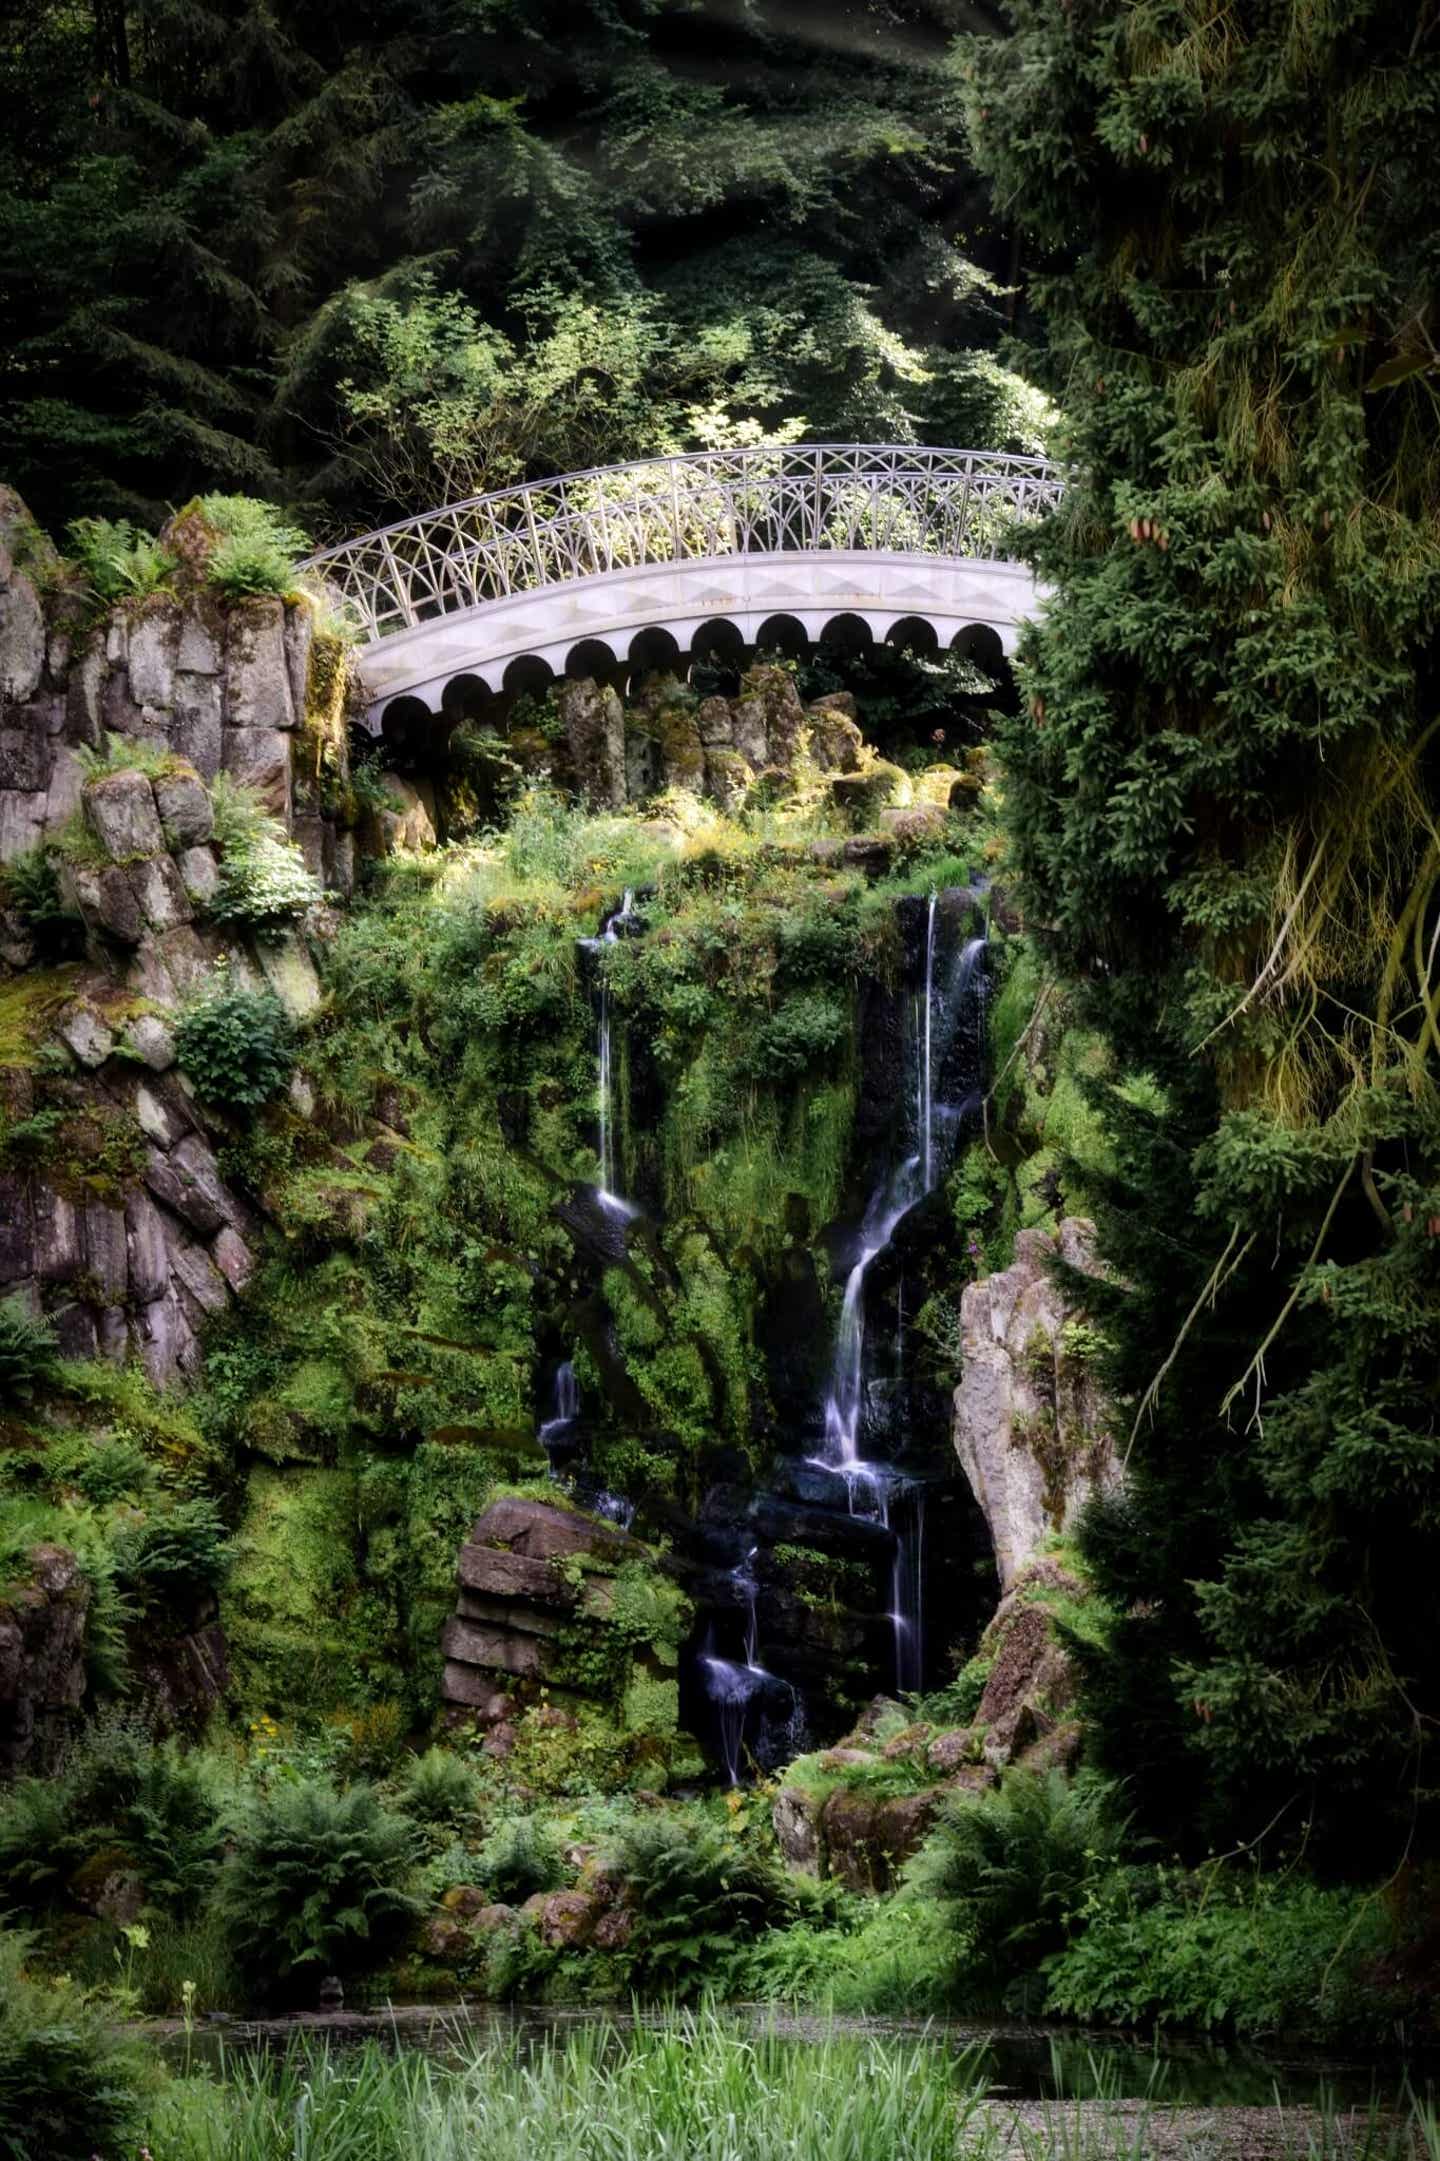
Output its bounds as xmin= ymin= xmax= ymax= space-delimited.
xmin=0 ymin=492 xmax=352 ymax=883
xmin=0 ymin=1543 xmax=90 ymax=1770
xmin=952 ymin=1219 xmax=1119 ymax=1592
xmin=441 ymin=1495 xmax=651 ymax=1712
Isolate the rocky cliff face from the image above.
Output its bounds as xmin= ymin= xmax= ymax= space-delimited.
xmin=0 ymin=493 xmax=359 ymax=1380
xmin=951 ymin=1219 xmax=1119 ymax=1592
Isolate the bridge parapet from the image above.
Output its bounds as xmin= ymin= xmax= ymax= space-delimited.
xmin=303 ymin=445 xmax=1063 ymax=731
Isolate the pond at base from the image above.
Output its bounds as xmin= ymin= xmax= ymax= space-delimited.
xmin=154 ymin=2001 xmax=1424 ymax=2115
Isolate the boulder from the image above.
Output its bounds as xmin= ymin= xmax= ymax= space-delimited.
xmin=456 ymin=1545 xmax=575 ymax=1607
xmin=694 ymin=695 xmax=734 ymax=747
xmin=560 ymin=678 xmax=626 ymax=810
xmin=703 ymin=745 xmax=753 ymax=812
xmin=467 ymin=1495 xmax=636 ymax=1565
xmin=0 ymin=722 xmax=48 ymax=794
xmin=84 ymin=769 xmax=164 ymax=860
xmin=142 ymin=1135 xmax=235 ymax=1238
xmin=175 ymin=844 xmax=220 ymax=906
xmin=153 ymin=768 xmax=214 ymax=848
xmin=806 ymin=705 xmax=864 ymax=774
xmin=57 ymin=1002 xmax=113 ymax=1069
xmin=974 ymin=1565 xmax=1083 ymax=1770
xmin=536 ymin=1890 xmax=601 ymax=1948
xmin=952 ymin=1219 xmax=1118 ymax=1591
xmin=122 ymin=1013 xmax=177 ymax=1070
xmin=125 ymin=1189 xmax=172 ymax=1305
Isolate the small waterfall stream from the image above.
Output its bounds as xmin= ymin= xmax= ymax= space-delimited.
xmin=808 ymin=896 xmax=988 ymax=1691
xmin=581 ymin=890 xmax=638 ymax=1217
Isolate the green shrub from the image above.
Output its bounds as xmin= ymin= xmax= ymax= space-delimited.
xmin=908 ymin=1769 xmax=1126 ymax=1996
xmin=0 ymin=1778 xmax=78 ymax=1912
xmin=200 ymin=495 xmax=310 ymax=599
xmin=609 ymin=1811 xmax=791 ymax=1995
xmin=742 ymin=990 xmax=849 ymax=1080
xmin=208 ymin=774 xmax=318 ymax=931
xmin=109 ymin=1495 xmax=232 ymax=1609
xmin=66 ymin=516 xmax=174 ymax=605
xmin=214 ymin=1777 xmax=423 ymax=2001
xmin=475 ymin=1814 xmax=566 ymax=1903
xmin=175 ymin=984 xmax=296 ymax=1111
xmin=0 ymin=1929 xmax=146 ymax=2161
xmin=399 ymin=1747 xmax=481 ymax=1829
xmin=0 ymin=1299 xmax=60 ymax=1412
xmin=1042 ymin=1866 xmax=1405 ymax=2043
xmin=119 ymin=1744 xmax=225 ymax=1918
xmin=0 ymin=847 xmax=81 ymax=958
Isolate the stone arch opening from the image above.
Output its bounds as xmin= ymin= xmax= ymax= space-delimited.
xmin=503 ymin=654 xmax=554 ymax=700
xmin=627 ymin=626 xmax=681 ymax=686
xmin=691 ymin=616 xmax=745 ymax=695
xmin=565 ymin=638 xmax=621 ymax=686
xmin=441 ymin=673 xmax=492 ymax=721
xmin=819 ymin=612 xmax=875 ymax=657
xmin=754 ymin=613 xmax=809 ymax=662
xmin=886 ymin=615 xmax=939 ymax=657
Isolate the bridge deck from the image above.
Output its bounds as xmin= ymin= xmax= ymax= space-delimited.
xmin=302 ymin=445 xmax=1061 ymax=731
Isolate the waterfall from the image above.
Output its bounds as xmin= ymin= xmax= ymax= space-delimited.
xmin=809 ymin=891 xmax=988 ymax=1691
xmin=701 ymin=1656 xmax=766 ymax=1786
xmin=588 ymin=890 xmax=637 ymax=1216
xmin=538 ymin=1359 xmax=580 ymax=1454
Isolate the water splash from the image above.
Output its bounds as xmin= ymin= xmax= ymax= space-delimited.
xmin=538 ymin=1359 xmax=580 ymax=1455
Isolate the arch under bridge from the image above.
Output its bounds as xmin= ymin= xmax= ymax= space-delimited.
xmin=303 ymin=445 xmax=1063 ymax=737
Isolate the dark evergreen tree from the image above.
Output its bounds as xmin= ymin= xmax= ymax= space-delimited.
xmin=962 ymin=0 xmax=1440 ymax=1865
xmin=0 ymin=0 xmax=1026 ymax=533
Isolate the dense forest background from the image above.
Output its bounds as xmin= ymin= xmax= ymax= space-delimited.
xmin=1 ymin=0 xmax=1048 ymax=535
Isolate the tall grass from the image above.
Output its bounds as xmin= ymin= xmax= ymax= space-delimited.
xmin=147 ymin=2008 xmax=993 ymax=2160
xmin=138 ymin=2010 xmax=1434 ymax=2161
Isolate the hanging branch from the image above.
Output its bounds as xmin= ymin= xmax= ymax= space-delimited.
xmin=1218 ymin=1155 xmax=1358 ymax=1430
xmin=1125 ymin=1220 xmax=1256 ymax=1463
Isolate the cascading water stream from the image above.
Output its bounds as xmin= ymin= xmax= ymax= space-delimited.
xmin=538 ymin=1359 xmax=579 ymax=1454
xmin=586 ymin=890 xmax=638 ymax=1217
xmin=810 ymin=894 xmax=987 ymax=1689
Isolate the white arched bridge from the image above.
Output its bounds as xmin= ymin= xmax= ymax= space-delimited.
xmin=303 ymin=444 xmax=1062 ymax=735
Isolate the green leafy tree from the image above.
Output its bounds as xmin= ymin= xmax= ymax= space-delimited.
xmin=962 ymin=0 xmax=1440 ymax=1865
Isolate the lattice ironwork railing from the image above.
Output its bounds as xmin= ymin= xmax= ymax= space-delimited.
xmin=302 ymin=445 xmax=1064 ymax=644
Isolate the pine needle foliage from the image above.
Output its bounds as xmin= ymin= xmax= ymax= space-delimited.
xmin=961 ymin=1 xmax=1440 ymax=1864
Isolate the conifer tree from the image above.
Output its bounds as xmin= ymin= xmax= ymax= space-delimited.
xmin=962 ymin=0 xmax=1440 ymax=1863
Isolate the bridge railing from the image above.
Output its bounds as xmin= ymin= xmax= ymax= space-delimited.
xmin=303 ymin=445 xmax=1063 ymax=645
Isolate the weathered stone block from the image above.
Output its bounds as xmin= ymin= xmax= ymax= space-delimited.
xmin=85 ymin=769 xmax=163 ymax=860
xmin=211 ymin=1226 xmax=254 ymax=1294
xmin=175 ymin=844 xmax=219 ymax=906
xmin=42 ymin=746 xmax=84 ymax=836
xmin=172 ymin=673 xmax=222 ymax=779
xmin=0 ymin=1173 xmax=33 ymax=1284
xmin=57 ymin=1002 xmax=113 ymax=1069
xmin=142 ymin=1136 xmax=232 ymax=1237
xmin=222 ymin=725 xmax=291 ymax=820
xmin=0 ymin=724 xmax=47 ymax=793
xmin=129 ymin=853 xmax=192 ymax=932
xmin=125 ymin=597 xmax=181 ymax=708
xmin=122 ymin=1014 xmax=176 ymax=1070
xmin=440 ymin=1615 xmax=552 ymax=1680
xmin=561 ymin=678 xmax=626 ymax=810
xmin=0 ymin=790 xmax=44 ymax=863
xmin=170 ymin=1239 xmax=230 ymax=1316
xmin=457 ymin=1544 xmax=574 ymax=1606
xmin=66 ymin=638 xmax=107 ymax=746
xmin=153 ymin=769 xmax=213 ymax=848
xmin=78 ymin=1205 xmax=129 ymax=1309
xmin=34 ymin=1191 xmax=83 ymax=1281
xmin=0 ymin=567 xmax=44 ymax=703
xmin=224 ymin=597 xmax=296 ymax=731
xmin=125 ymin=1188 xmax=171 ymax=1304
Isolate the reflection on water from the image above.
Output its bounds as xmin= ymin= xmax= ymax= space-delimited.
xmin=154 ymin=2001 xmax=1421 ymax=2113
